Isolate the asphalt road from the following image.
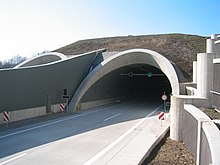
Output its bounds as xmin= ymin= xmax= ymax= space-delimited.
xmin=0 ymin=100 xmax=163 ymax=165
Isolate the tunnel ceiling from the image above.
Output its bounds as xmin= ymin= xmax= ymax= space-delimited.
xmin=81 ymin=64 xmax=172 ymax=103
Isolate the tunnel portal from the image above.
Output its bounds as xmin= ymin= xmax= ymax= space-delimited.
xmin=69 ymin=49 xmax=179 ymax=111
xmin=81 ymin=64 xmax=172 ymax=104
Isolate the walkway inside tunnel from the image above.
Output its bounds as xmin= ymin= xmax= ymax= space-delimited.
xmin=81 ymin=64 xmax=172 ymax=105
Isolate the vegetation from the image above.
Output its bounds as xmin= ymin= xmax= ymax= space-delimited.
xmin=0 ymin=55 xmax=27 ymax=69
xmin=55 ymin=33 xmax=207 ymax=81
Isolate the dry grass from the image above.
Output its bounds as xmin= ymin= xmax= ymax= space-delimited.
xmin=55 ymin=33 xmax=206 ymax=82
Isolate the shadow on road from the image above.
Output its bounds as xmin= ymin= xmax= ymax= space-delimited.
xmin=0 ymin=99 xmax=166 ymax=159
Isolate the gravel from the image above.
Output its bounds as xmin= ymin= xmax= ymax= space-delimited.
xmin=142 ymin=132 xmax=196 ymax=165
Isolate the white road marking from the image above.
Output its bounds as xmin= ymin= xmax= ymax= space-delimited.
xmin=83 ymin=104 xmax=162 ymax=165
xmin=0 ymin=104 xmax=123 ymax=139
xmin=0 ymin=153 xmax=27 ymax=165
xmin=103 ymin=113 xmax=121 ymax=122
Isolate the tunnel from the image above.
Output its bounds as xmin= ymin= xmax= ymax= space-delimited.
xmin=81 ymin=64 xmax=172 ymax=104
xmin=69 ymin=49 xmax=180 ymax=111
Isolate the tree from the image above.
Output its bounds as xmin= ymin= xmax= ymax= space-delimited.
xmin=0 ymin=55 xmax=27 ymax=69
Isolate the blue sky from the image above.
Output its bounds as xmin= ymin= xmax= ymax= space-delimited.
xmin=0 ymin=0 xmax=219 ymax=61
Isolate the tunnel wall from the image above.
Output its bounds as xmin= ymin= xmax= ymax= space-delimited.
xmin=69 ymin=49 xmax=180 ymax=111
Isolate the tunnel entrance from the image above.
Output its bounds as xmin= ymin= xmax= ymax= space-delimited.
xmin=81 ymin=64 xmax=172 ymax=105
xmin=69 ymin=49 xmax=179 ymax=112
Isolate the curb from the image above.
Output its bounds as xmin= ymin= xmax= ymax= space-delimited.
xmin=139 ymin=126 xmax=170 ymax=164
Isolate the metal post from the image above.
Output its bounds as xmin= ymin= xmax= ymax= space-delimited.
xmin=6 ymin=121 xmax=8 ymax=128
xmin=164 ymin=100 xmax=166 ymax=120
xmin=66 ymin=98 xmax=69 ymax=112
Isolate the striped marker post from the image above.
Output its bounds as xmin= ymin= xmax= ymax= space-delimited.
xmin=3 ymin=111 xmax=10 ymax=127
xmin=158 ymin=111 xmax=165 ymax=126
xmin=59 ymin=103 xmax=65 ymax=114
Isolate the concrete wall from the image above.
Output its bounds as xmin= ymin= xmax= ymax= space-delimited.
xmin=0 ymin=104 xmax=63 ymax=124
xmin=207 ymin=34 xmax=220 ymax=58
xmin=212 ymin=61 xmax=220 ymax=110
xmin=0 ymin=106 xmax=46 ymax=124
xmin=0 ymin=98 xmax=116 ymax=124
xmin=0 ymin=49 xmax=104 ymax=113
xmin=172 ymin=102 xmax=220 ymax=165
xmin=183 ymin=105 xmax=211 ymax=160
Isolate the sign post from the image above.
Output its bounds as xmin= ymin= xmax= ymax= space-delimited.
xmin=63 ymin=89 xmax=69 ymax=112
xmin=161 ymin=92 xmax=167 ymax=119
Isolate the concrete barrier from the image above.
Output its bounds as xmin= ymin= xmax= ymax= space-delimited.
xmin=0 ymin=106 xmax=46 ymax=124
xmin=183 ymin=104 xmax=220 ymax=165
xmin=0 ymin=104 xmax=63 ymax=124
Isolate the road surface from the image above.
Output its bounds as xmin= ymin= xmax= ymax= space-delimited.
xmin=0 ymin=100 xmax=163 ymax=165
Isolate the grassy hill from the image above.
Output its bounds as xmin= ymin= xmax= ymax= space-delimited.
xmin=55 ymin=33 xmax=207 ymax=81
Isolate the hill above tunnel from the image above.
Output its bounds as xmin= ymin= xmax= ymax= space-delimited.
xmin=55 ymin=33 xmax=207 ymax=81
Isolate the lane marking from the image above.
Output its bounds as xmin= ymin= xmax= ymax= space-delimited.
xmin=0 ymin=104 xmax=124 ymax=139
xmin=0 ymin=153 xmax=27 ymax=165
xmin=104 ymin=113 xmax=121 ymax=122
xmin=83 ymin=104 xmax=162 ymax=165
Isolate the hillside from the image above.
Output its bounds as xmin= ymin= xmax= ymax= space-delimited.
xmin=55 ymin=34 xmax=207 ymax=81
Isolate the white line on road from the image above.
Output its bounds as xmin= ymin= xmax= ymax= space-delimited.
xmin=103 ymin=113 xmax=121 ymax=122
xmin=0 ymin=104 xmax=123 ymax=139
xmin=83 ymin=104 xmax=162 ymax=165
xmin=0 ymin=153 xmax=27 ymax=165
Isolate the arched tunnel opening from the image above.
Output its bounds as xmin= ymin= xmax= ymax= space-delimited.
xmin=81 ymin=64 xmax=172 ymax=106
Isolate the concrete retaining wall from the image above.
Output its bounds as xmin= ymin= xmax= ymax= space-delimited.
xmin=183 ymin=104 xmax=220 ymax=165
xmin=0 ymin=104 xmax=61 ymax=124
xmin=0 ymin=98 xmax=115 ymax=124
xmin=0 ymin=106 xmax=46 ymax=124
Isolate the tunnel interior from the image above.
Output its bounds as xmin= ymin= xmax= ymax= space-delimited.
xmin=81 ymin=64 xmax=172 ymax=104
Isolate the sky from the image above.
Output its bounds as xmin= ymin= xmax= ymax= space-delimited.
xmin=0 ymin=0 xmax=219 ymax=61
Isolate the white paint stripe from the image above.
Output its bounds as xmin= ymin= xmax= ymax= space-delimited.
xmin=83 ymin=104 xmax=162 ymax=165
xmin=0 ymin=104 xmax=121 ymax=139
xmin=0 ymin=153 xmax=27 ymax=165
xmin=104 ymin=113 xmax=121 ymax=122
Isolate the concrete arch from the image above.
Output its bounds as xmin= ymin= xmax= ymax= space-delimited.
xmin=69 ymin=49 xmax=180 ymax=111
xmin=14 ymin=52 xmax=67 ymax=68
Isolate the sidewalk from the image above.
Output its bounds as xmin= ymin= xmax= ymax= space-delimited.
xmin=92 ymin=115 xmax=170 ymax=165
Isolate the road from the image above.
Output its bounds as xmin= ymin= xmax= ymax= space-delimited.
xmin=0 ymin=100 xmax=163 ymax=165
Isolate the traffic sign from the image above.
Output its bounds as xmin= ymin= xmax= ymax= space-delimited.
xmin=161 ymin=94 xmax=167 ymax=101
xmin=63 ymin=95 xmax=69 ymax=99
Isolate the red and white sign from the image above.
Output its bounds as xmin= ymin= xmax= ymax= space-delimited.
xmin=59 ymin=103 xmax=65 ymax=112
xmin=161 ymin=94 xmax=167 ymax=101
xmin=3 ymin=111 xmax=10 ymax=122
xmin=158 ymin=112 xmax=165 ymax=120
